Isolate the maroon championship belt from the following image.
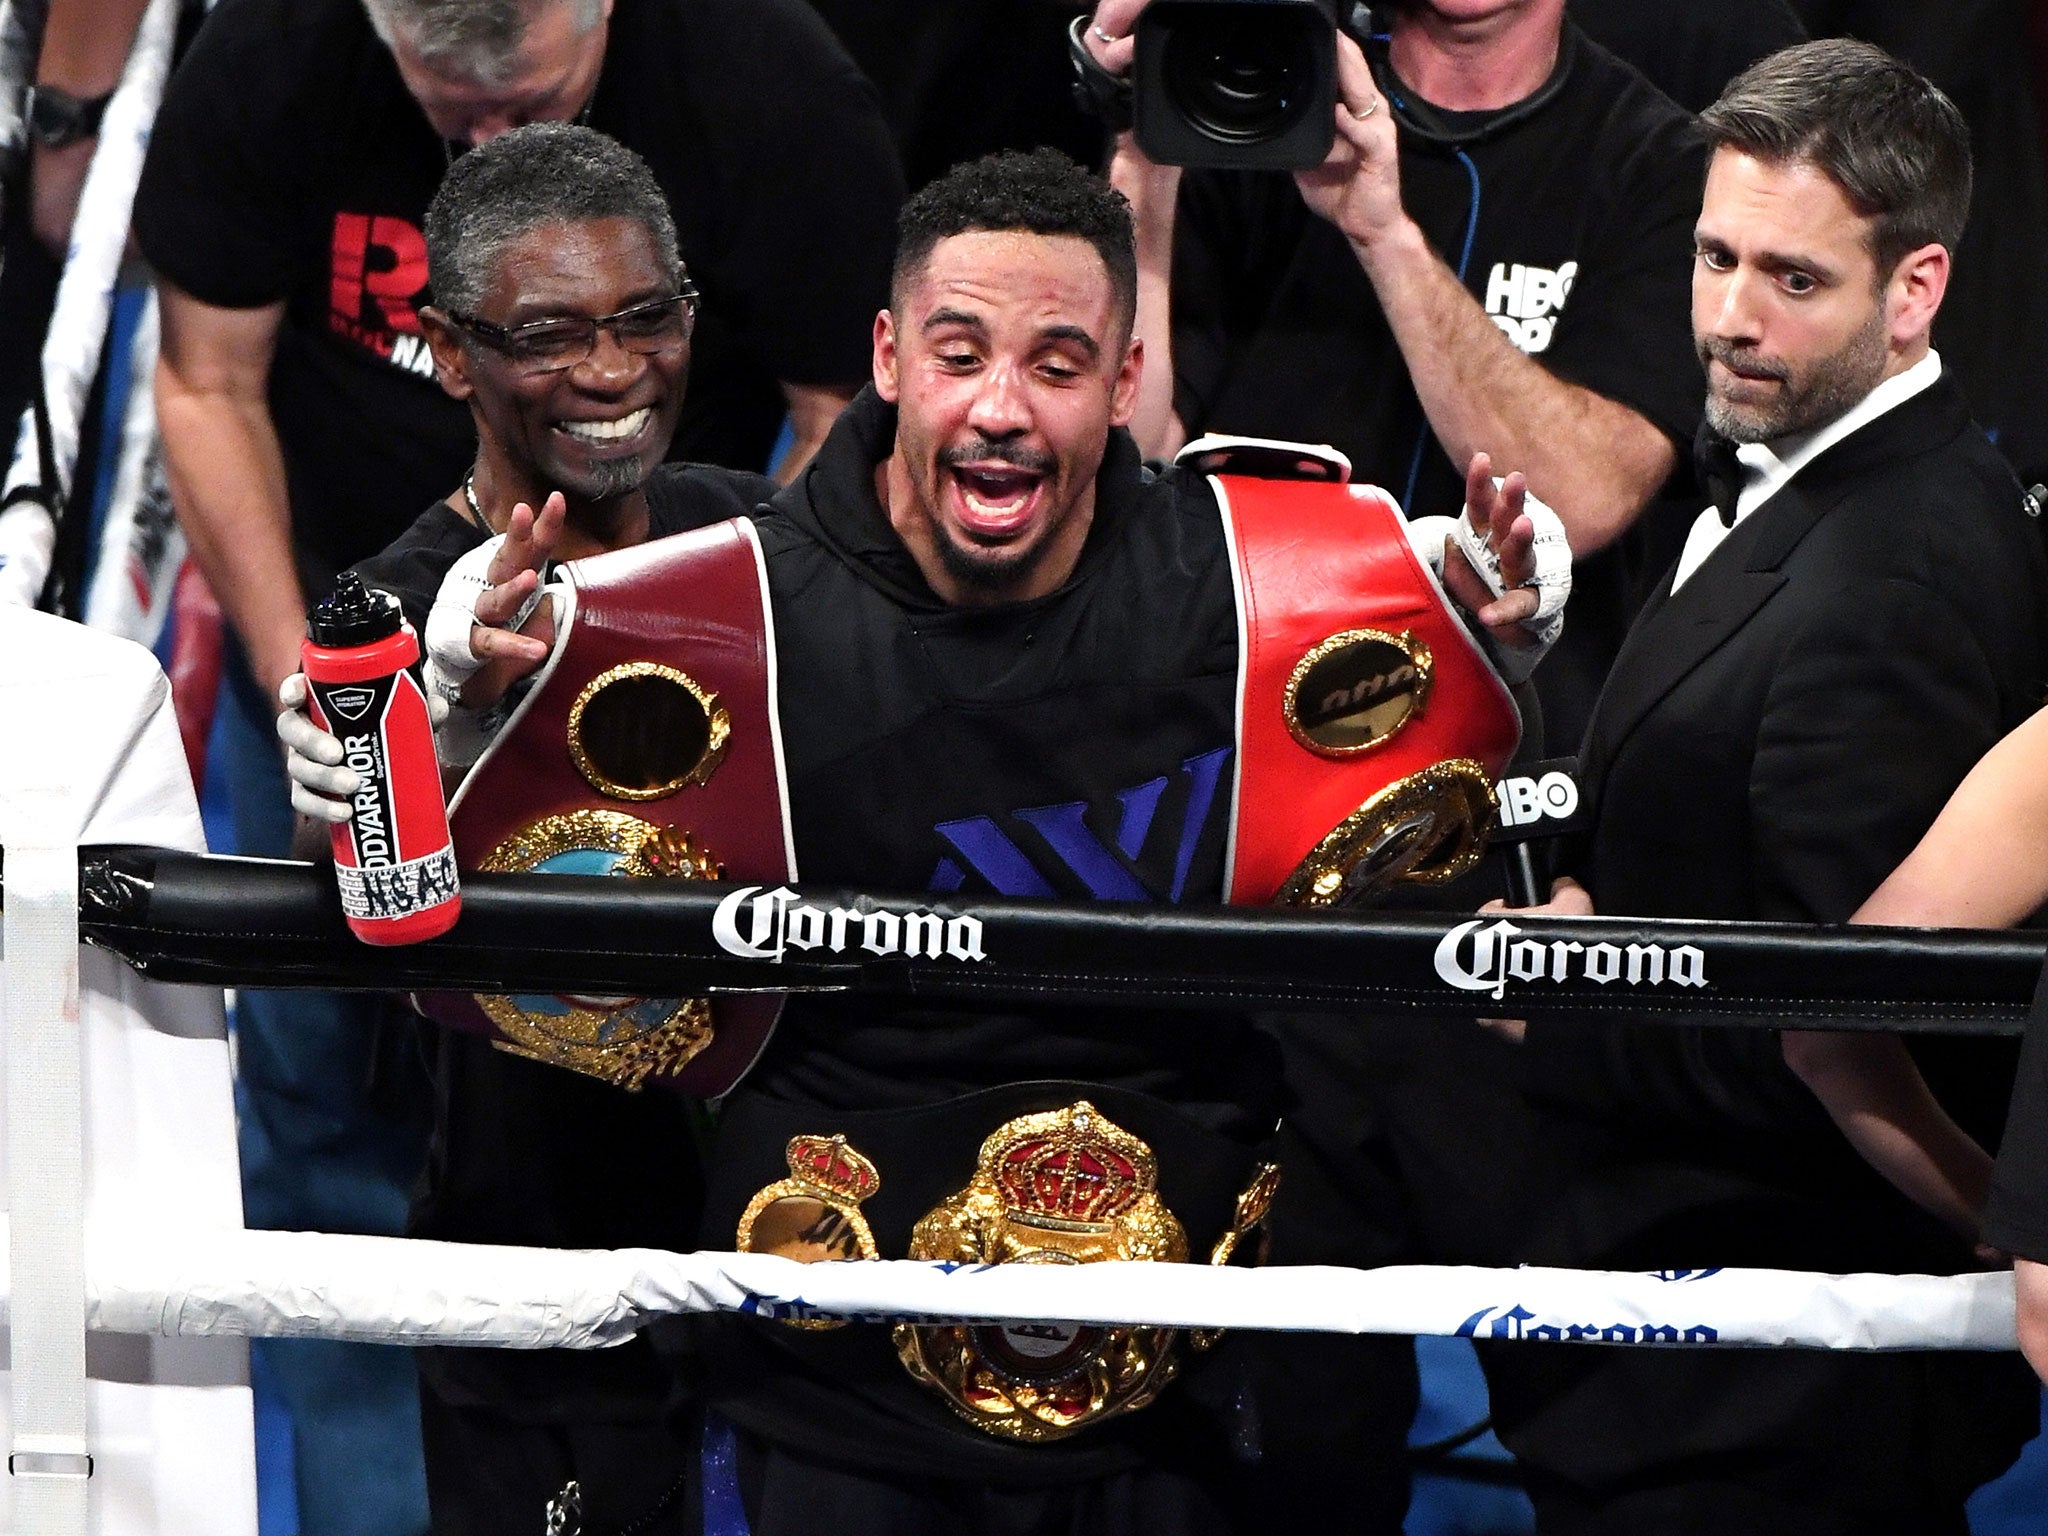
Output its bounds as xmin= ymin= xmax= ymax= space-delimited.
xmin=1197 ymin=443 xmax=1522 ymax=908
xmin=415 ymin=519 xmax=793 ymax=1097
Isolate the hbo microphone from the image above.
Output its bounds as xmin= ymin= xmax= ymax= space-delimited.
xmin=1491 ymin=758 xmax=1590 ymax=906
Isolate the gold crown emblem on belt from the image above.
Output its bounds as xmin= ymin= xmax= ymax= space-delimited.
xmin=735 ymin=1133 xmax=884 ymax=1330
xmin=739 ymin=1102 xmax=1279 ymax=1441
xmin=894 ymin=1102 xmax=1188 ymax=1442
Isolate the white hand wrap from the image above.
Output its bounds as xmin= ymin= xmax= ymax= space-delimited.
xmin=422 ymin=536 xmax=503 ymax=706
xmin=275 ymin=672 xmax=357 ymax=825
xmin=424 ymin=535 xmax=558 ymax=771
xmin=1402 ymin=515 xmax=1459 ymax=578
xmin=422 ymin=534 xmax=546 ymax=707
xmin=1449 ymin=484 xmax=1571 ymax=646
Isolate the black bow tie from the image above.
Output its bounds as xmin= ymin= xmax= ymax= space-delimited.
xmin=1693 ymin=424 xmax=1746 ymax=528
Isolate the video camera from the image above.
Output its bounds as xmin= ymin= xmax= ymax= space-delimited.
xmin=1129 ymin=1 xmax=1376 ymax=171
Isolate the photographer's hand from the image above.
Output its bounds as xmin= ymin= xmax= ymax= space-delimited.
xmin=1294 ymin=31 xmax=1407 ymax=248
xmin=1083 ymin=0 xmax=1148 ymax=74
xmin=1084 ymin=0 xmax=1189 ymax=458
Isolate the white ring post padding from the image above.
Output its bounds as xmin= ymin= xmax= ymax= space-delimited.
xmin=1 ymin=782 xmax=90 ymax=1531
xmin=54 ymin=1224 xmax=2020 ymax=1355
xmin=1 ymin=608 xmax=256 ymax=1535
xmin=0 ymin=0 xmax=176 ymax=609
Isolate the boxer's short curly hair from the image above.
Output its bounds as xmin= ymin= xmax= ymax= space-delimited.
xmin=892 ymin=148 xmax=1137 ymax=336
xmin=425 ymin=122 xmax=681 ymax=317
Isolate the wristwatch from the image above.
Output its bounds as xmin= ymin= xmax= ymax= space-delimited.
xmin=27 ymin=85 xmax=112 ymax=149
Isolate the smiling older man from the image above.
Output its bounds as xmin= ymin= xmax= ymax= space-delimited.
xmin=278 ymin=122 xmax=780 ymax=1536
xmin=130 ymin=5 xmax=895 ymax=1528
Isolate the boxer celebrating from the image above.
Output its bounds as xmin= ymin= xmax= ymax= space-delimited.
xmin=290 ymin=141 xmax=1566 ymax=1532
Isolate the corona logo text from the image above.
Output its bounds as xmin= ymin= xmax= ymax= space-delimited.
xmin=712 ymin=886 xmax=988 ymax=965
xmin=1455 ymin=1303 xmax=1718 ymax=1345
xmin=1433 ymin=918 xmax=1707 ymax=1001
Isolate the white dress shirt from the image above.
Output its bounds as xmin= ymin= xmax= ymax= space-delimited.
xmin=1670 ymin=348 xmax=1944 ymax=591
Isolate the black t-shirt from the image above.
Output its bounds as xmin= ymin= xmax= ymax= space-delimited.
xmin=1171 ymin=23 xmax=1704 ymax=522
xmin=1566 ymin=0 xmax=1807 ymax=113
xmin=1986 ymin=965 xmax=2048 ymax=1263
xmin=354 ymin=462 xmax=773 ymax=1419
xmin=134 ymin=0 xmax=901 ymax=595
xmin=1171 ymin=23 xmax=1704 ymax=747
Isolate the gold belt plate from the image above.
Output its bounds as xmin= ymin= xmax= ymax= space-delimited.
xmin=893 ymin=1101 xmax=1189 ymax=1442
xmin=474 ymin=810 xmax=720 ymax=1089
xmin=736 ymin=1134 xmax=883 ymax=1331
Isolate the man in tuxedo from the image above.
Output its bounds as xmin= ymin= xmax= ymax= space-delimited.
xmin=1483 ymin=39 xmax=2048 ymax=1534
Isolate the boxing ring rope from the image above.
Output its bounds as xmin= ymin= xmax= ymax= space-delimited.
xmin=40 ymin=1220 xmax=2019 ymax=1355
xmin=45 ymin=846 xmax=2048 ymax=1036
xmin=0 ymin=843 xmax=2034 ymax=1362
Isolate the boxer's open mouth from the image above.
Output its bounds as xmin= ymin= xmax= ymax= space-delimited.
xmin=947 ymin=463 xmax=1047 ymax=540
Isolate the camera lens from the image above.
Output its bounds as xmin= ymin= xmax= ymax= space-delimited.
xmin=1160 ymin=12 xmax=1318 ymax=145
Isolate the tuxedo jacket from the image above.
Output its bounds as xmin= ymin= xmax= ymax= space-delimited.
xmin=1523 ymin=370 xmax=2048 ymax=1256
xmin=1483 ymin=372 xmax=2048 ymax=1518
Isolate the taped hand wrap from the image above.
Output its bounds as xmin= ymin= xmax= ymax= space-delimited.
xmin=1447 ymin=485 xmax=1571 ymax=646
xmin=422 ymin=536 xmax=504 ymax=707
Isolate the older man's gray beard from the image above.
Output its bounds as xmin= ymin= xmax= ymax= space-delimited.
xmin=581 ymin=455 xmax=649 ymax=500
xmin=1699 ymin=306 xmax=1889 ymax=445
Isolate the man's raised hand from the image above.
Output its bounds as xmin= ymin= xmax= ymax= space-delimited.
xmin=1443 ymin=452 xmax=1536 ymax=641
xmin=1442 ymin=451 xmax=1572 ymax=651
xmin=424 ymin=491 xmax=566 ymax=712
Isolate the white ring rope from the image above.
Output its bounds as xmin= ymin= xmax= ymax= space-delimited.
xmin=34 ymin=1221 xmax=2018 ymax=1355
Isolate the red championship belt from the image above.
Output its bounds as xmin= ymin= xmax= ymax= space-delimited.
xmin=415 ymin=519 xmax=794 ymax=1096
xmin=1203 ymin=448 xmax=1521 ymax=907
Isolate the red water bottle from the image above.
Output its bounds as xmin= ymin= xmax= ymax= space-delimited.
xmin=302 ymin=573 xmax=461 ymax=944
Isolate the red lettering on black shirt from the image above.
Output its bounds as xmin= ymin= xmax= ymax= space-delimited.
xmin=329 ymin=210 xmax=428 ymax=343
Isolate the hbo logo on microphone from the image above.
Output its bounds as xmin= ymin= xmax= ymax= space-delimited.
xmin=1496 ymin=769 xmax=1579 ymax=829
